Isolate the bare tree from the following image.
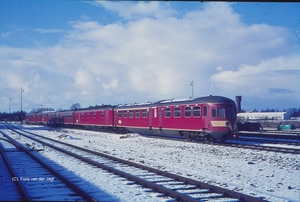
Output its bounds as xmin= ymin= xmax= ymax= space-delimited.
xmin=70 ymin=103 xmax=81 ymax=110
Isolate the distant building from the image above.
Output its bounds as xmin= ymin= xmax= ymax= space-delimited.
xmin=237 ymin=112 xmax=291 ymax=120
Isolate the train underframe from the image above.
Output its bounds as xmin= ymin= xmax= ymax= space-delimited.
xmin=28 ymin=121 xmax=235 ymax=142
xmin=125 ymin=127 xmax=234 ymax=142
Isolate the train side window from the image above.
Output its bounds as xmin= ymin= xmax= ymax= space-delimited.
xmin=118 ymin=111 xmax=122 ymax=118
xmin=193 ymin=106 xmax=201 ymax=117
xmin=164 ymin=108 xmax=171 ymax=118
xmin=212 ymin=109 xmax=217 ymax=117
xmin=184 ymin=106 xmax=191 ymax=117
xmin=203 ymin=106 xmax=207 ymax=116
xmin=94 ymin=112 xmax=96 ymax=118
xmin=82 ymin=113 xmax=84 ymax=118
xmin=124 ymin=110 xmax=128 ymax=118
xmin=142 ymin=109 xmax=147 ymax=118
xmin=101 ymin=111 xmax=104 ymax=118
xmin=135 ymin=109 xmax=140 ymax=118
xmin=129 ymin=110 xmax=133 ymax=118
xmin=174 ymin=107 xmax=181 ymax=118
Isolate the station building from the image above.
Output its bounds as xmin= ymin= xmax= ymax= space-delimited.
xmin=237 ymin=112 xmax=291 ymax=120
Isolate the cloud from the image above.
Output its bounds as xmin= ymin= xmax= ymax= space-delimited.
xmin=97 ymin=1 xmax=177 ymax=20
xmin=269 ymin=88 xmax=293 ymax=94
xmin=1 ymin=32 xmax=12 ymax=38
xmin=211 ymin=55 xmax=300 ymax=101
xmin=35 ymin=28 xmax=64 ymax=34
xmin=0 ymin=2 xmax=299 ymax=112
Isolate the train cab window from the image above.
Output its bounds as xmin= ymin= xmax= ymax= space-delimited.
xmin=124 ymin=111 xmax=128 ymax=118
xmin=129 ymin=110 xmax=134 ymax=118
xmin=142 ymin=109 xmax=147 ymax=118
xmin=94 ymin=112 xmax=96 ymax=118
xmin=226 ymin=108 xmax=236 ymax=118
xmin=164 ymin=108 xmax=171 ymax=118
xmin=184 ymin=106 xmax=191 ymax=117
xmin=135 ymin=110 xmax=140 ymax=118
xmin=118 ymin=111 xmax=122 ymax=118
xmin=203 ymin=106 xmax=207 ymax=116
xmin=212 ymin=108 xmax=225 ymax=118
xmin=174 ymin=107 xmax=181 ymax=118
xmin=193 ymin=106 xmax=201 ymax=117
xmin=218 ymin=108 xmax=225 ymax=117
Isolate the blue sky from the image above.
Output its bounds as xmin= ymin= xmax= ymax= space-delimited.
xmin=1 ymin=1 xmax=300 ymax=113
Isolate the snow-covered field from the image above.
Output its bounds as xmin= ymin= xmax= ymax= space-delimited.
xmin=10 ymin=125 xmax=300 ymax=201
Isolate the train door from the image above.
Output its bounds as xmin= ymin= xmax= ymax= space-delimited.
xmin=148 ymin=108 xmax=152 ymax=130
xmin=202 ymin=105 xmax=210 ymax=130
xmin=76 ymin=111 xmax=80 ymax=124
xmin=158 ymin=107 xmax=163 ymax=130
xmin=105 ymin=110 xmax=110 ymax=125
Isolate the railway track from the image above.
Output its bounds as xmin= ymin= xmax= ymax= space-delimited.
xmin=0 ymin=130 xmax=97 ymax=201
xmin=222 ymin=141 xmax=300 ymax=154
xmin=238 ymin=131 xmax=300 ymax=141
xmin=3 ymin=124 xmax=267 ymax=202
xmin=235 ymin=136 xmax=300 ymax=146
xmin=135 ymin=133 xmax=300 ymax=154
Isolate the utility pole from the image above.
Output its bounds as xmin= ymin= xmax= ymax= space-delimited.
xmin=9 ymin=98 xmax=12 ymax=122
xmin=190 ymin=81 xmax=194 ymax=98
xmin=21 ymin=88 xmax=24 ymax=123
xmin=8 ymin=98 xmax=11 ymax=114
xmin=9 ymin=98 xmax=12 ymax=113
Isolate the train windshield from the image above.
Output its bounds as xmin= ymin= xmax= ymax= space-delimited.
xmin=225 ymin=108 xmax=236 ymax=118
xmin=213 ymin=108 xmax=236 ymax=118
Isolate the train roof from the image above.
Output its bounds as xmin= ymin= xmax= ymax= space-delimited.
xmin=74 ymin=105 xmax=114 ymax=111
xmin=115 ymin=95 xmax=235 ymax=109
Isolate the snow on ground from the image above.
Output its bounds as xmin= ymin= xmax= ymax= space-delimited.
xmin=14 ymin=125 xmax=300 ymax=201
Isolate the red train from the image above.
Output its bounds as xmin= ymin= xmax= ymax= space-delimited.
xmin=25 ymin=95 xmax=238 ymax=142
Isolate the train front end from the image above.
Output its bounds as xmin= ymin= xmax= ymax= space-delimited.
xmin=203 ymin=97 xmax=238 ymax=142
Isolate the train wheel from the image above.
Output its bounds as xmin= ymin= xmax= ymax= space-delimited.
xmin=185 ymin=132 xmax=191 ymax=139
xmin=203 ymin=135 xmax=212 ymax=143
xmin=179 ymin=131 xmax=184 ymax=136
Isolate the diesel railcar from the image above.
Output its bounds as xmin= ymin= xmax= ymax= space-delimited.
xmin=114 ymin=95 xmax=237 ymax=142
xmin=25 ymin=95 xmax=238 ymax=142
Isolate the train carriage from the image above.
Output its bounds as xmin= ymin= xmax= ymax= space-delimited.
xmin=56 ymin=110 xmax=75 ymax=126
xmin=114 ymin=95 xmax=237 ymax=141
xmin=114 ymin=103 xmax=153 ymax=132
xmin=25 ymin=113 xmax=37 ymax=124
xmin=25 ymin=112 xmax=42 ymax=124
xmin=74 ymin=105 xmax=114 ymax=128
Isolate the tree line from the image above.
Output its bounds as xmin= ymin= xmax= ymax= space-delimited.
xmin=250 ymin=108 xmax=300 ymax=117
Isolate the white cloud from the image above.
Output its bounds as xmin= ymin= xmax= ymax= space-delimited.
xmin=97 ymin=1 xmax=177 ymax=20
xmin=35 ymin=28 xmax=63 ymax=34
xmin=211 ymin=55 xmax=300 ymax=100
xmin=1 ymin=32 xmax=12 ymax=38
xmin=0 ymin=2 xmax=299 ymax=112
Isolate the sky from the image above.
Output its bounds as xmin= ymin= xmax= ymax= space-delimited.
xmin=1 ymin=1 xmax=300 ymax=113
